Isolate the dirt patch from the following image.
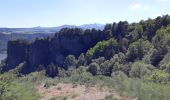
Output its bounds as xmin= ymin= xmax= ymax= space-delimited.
xmin=37 ymin=83 xmax=126 ymax=100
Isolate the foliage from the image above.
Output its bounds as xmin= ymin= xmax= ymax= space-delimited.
xmin=126 ymin=39 xmax=153 ymax=62
xmin=129 ymin=24 xmax=143 ymax=42
xmin=0 ymin=71 xmax=40 ymax=100
xmin=145 ymin=69 xmax=170 ymax=83
xmin=130 ymin=61 xmax=151 ymax=78
xmin=152 ymin=25 xmax=170 ymax=48
xmin=46 ymin=63 xmax=59 ymax=77
xmin=88 ymin=57 xmax=114 ymax=76
xmin=88 ymin=62 xmax=100 ymax=75
xmin=86 ymin=38 xmax=118 ymax=59
xmin=64 ymin=55 xmax=77 ymax=70
xmin=2 ymin=15 xmax=170 ymax=100
xmin=160 ymin=53 xmax=170 ymax=73
xmin=77 ymin=53 xmax=86 ymax=66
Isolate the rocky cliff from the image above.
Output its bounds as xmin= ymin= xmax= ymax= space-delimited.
xmin=5 ymin=28 xmax=109 ymax=73
xmin=5 ymin=40 xmax=30 ymax=71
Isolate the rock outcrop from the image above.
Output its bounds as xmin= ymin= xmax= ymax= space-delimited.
xmin=5 ymin=28 xmax=109 ymax=74
xmin=5 ymin=40 xmax=29 ymax=71
xmin=26 ymin=38 xmax=51 ymax=72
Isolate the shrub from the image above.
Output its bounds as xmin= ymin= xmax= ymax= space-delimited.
xmin=100 ymin=60 xmax=113 ymax=76
xmin=92 ymin=57 xmax=106 ymax=65
xmin=130 ymin=61 xmax=151 ymax=78
xmin=88 ymin=62 xmax=100 ymax=75
xmin=77 ymin=53 xmax=86 ymax=66
xmin=145 ymin=69 xmax=170 ymax=83
xmin=64 ymin=55 xmax=77 ymax=70
xmin=111 ymin=52 xmax=126 ymax=63
xmin=89 ymin=57 xmax=114 ymax=76
xmin=46 ymin=63 xmax=59 ymax=77
xmin=160 ymin=53 xmax=170 ymax=73
xmin=111 ymin=71 xmax=128 ymax=79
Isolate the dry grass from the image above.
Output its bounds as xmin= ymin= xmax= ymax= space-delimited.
xmin=37 ymin=83 xmax=124 ymax=100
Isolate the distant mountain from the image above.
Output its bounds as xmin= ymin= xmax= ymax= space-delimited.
xmin=50 ymin=24 xmax=104 ymax=31
xmin=0 ymin=24 xmax=104 ymax=35
xmin=0 ymin=33 xmax=53 ymax=53
xmin=0 ymin=24 xmax=104 ymax=53
xmin=79 ymin=23 xmax=104 ymax=30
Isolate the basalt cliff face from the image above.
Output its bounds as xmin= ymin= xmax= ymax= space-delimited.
xmin=5 ymin=40 xmax=29 ymax=71
xmin=5 ymin=28 xmax=109 ymax=73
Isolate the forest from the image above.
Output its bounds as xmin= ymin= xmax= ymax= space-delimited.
xmin=1 ymin=15 xmax=170 ymax=100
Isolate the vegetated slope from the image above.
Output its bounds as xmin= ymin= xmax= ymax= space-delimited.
xmin=1 ymin=15 xmax=170 ymax=100
xmin=3 ymin=15 xmax=170 ymax=77
xmin=0 ymin=24 xmax=104 ymax=53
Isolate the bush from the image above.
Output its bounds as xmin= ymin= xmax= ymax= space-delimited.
xmin=77 ymin=53 xmax=86 ymax=66
xmin=89 ymin=58 xmax=113 ymax=76
xmin=130 ymin=61 xmax=151 ymax=78
xmin=92 ymin=57 xmax=106 ymax=65
xmin=160 ymin=53 xmax=170 ymax=73
xmin=111 ymin=52 xmax=126 ymax=63
xmin=145 ymin=69 xmax=170 ymax=83
xmin=100 ymin=60 xmax=113 ymax=76
xmin=111 ymin=71 xmax=128 ymax=79
xmin=64 ymin=55 xmax=77 ymax=70
xmin=46 ymin=63 xmax=59 ymax=77
xmin=88 ymin=62 xmax=100 ymax=75
xmin=161 ymin=62 xmax=170 ymax=73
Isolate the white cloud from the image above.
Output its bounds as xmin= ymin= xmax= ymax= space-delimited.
xmin=129 ymin=3 xmax=149 ymax=10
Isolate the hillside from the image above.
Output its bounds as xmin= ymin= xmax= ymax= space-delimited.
xmin=0 ymin=24 xmax=104 ymax=53
xmin=1 ymin=15 xmax=170 ymax=100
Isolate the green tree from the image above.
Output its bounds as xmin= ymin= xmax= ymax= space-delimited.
xmin=126 ymin=39 xmax=153 ymax=62
xmin=115 ymin=21 xmax=129 ymax=39
xmin=152 ymin=25 xmax=170 ymax=49
xmin=86 ymin=38 xmax=118 ymax=59
xmin=129 ymin=24 xmax=143 ymax=42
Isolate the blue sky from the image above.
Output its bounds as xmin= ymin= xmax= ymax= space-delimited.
xmin=0 ymin=0 xmax=170 ymax=28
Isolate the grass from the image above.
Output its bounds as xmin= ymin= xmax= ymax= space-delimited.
xmin=1 ymin=70 xmax=170 ymax=100
xmin=71 ymin=94 xmax=79 ymax=99
xmin=0 ymin=72 xmax=40 ymax=100
xmin=50 ymin=96 xmax=68 ymax=100
xmin=51 ymin=71 xmax=170 ymax=100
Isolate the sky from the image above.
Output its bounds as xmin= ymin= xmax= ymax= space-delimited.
xmin=0 ymin=0 xmax=170 ymax=28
